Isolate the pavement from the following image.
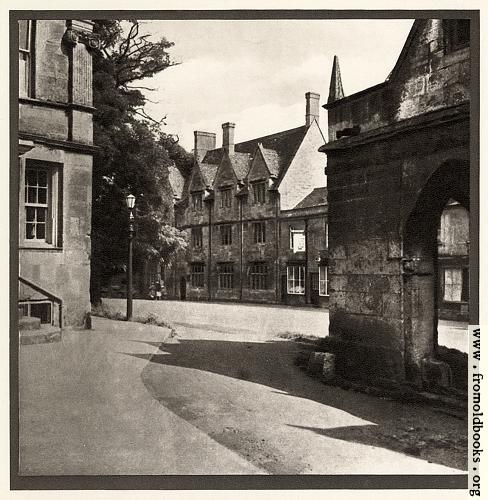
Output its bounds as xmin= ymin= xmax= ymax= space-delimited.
xmin=18 ymin=301 xmax=468 ymax=475
xmin=19 ymin=318 xmax=263 ymax=475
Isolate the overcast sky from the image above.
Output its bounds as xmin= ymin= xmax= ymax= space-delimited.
xmin=141 ymin=19 xmax=415 ymax=151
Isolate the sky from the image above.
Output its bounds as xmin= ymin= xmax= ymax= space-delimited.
xmin=140 ymin=19 xmax=415 ymax=151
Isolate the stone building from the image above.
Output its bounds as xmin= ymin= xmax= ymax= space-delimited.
xmin=320 ymin=19 xmax=471 ymax=387
xmin=437 ymin=200 xmax=469 ymax=320
xmin=18 ymin=20 xmax=96 ymax=329
xmin=171 ymin=93 xmax=329 ymax=307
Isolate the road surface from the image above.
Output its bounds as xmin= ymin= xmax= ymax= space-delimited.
xmin=105 ymin=298 xmax=469 ymax=352
xmin=18 ymin=303 xmax=467 ymax=475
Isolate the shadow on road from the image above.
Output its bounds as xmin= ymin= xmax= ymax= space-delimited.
xmin=123 ymin=337 xmax=467 ymax=471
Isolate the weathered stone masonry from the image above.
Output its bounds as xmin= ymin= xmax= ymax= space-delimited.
xmin=18 ymin=20 xmax=96 ymax=328
xmin=320 ymin=19 xmax=471 ymax=386
xmin=171 ymin=93 xmax=330 ymax=308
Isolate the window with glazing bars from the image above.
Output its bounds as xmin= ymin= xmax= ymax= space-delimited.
xmin=220 ymin=188 xmax=232 ymax=208
xmin=218 ymin=263 xmax=234 ymax=289
xmin=287 ymin=264 xmax=305 ymax=295
xmin=253 ymin=221 xmax=266 ymax=243
xmin=220 ymin=224 xmax=232 ymax=245
xmin=289 ymin=227 xmax=305 ymax=252
xmin=192 ymin=192 xmax=203 ymax=211
xmin=25 ymin=166 xmax=49 ymax=241
xmin=190 ymin=263 xmax=205 ymax=288
xmin=249 ymin=263 xmax=267 ymax=290
xmin=252 ymin=181 xmax=266 ymax=204
xmin=191 ymin=227 xmax=203 ymax=247
xmin=443 ymin=268 xmax=469 ymax=302
xmin=319 ymin=266 xmax=329 ymax=296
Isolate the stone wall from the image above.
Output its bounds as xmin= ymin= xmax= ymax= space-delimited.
xmin=325 ymin=116 xmax=469 ymax=383
xmin=322 ymin=19 xmax=471 ymax=385
xmin=18 ymin=20 xmax=94 ymax=328
xmin=327 ymin=20 xmax=470 ymax=142
xmin=19 ymin=146 xmax=92 ymax=327
xmin=177 ymin=194 xmax=328 ymax=308
xmin=34 ymin=21 xmax=70 ymax=102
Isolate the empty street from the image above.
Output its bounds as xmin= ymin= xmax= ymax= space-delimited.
xmin=19 ymin=300 xmax=468 ymax=475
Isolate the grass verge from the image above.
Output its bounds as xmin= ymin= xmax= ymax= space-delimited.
xmin=91 ymin=302 xmax=178 ymax=337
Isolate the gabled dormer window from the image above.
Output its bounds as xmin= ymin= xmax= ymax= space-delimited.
xmin=252 ymin=181 xmax=266 ymax=205
xmin=220 ymin=188 xmax=232 ymax=208
xmin=191 ymin=192 xmax=203 ymax=211
xmin=443 ymin=19 xmax=470 ymax=53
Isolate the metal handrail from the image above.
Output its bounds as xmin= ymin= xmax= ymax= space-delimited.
xmin=18 ymin=276 xmax=63 ymax=328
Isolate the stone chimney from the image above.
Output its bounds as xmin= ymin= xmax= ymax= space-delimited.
xmin=305 ymin=92 xmax=320 ymax=126
xmin=222 ymin=122 xmax=235 ymax=155
xmin=194 ymin=131 xmax=216 ymax=162
xmin=328 ymin=55 xmax=345 ymax=104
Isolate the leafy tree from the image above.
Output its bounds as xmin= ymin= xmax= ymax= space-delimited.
xmin=90 ymin=20 xmax=189 ymax=304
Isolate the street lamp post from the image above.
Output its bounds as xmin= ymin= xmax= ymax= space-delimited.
xmin=126 ymin=194 xmax=136 ymax=321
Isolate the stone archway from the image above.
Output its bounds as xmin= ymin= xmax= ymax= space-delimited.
xmin=402 ymin=160 xmax=469 ymax=384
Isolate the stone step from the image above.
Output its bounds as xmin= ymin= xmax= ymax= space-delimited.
xmin=18 ymin=316 xmax=41 ymax=331
xmin=19 ymin=324 xmax=61 ymax=345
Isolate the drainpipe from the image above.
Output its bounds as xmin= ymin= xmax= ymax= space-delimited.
xmin=305 ymin=218 xmax=309 ymax=304
xmin=275 ymin=191 xmax=280 ymax=303
xmin=208 ymin=202 xmax=212 ymax=301
xmin=239 ymin=195 xmax=243 ymax=301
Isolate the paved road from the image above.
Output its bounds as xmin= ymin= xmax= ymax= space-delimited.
xmin=19 ymin=309 xmax=467 ymax=475
xmin=19 ymin=319 xmax=263 ymax=475
xmin=106 ymin=298 xmax=469 ymax=352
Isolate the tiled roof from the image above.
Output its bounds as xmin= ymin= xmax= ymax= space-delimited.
xmin=293 ymin=187 xmax=327 ymax=210
xmin=199 ymin=162 xmax=219 ymax=187
xmin=201 ymin=125 xmax=308 ymax=181
xmin=229 ymin=152 xmax=252 ymax=181
xmin=168 ymin=165 xmax=185 ymax=199
xmin=259 ymin=145 xmax=281 ymax=177
xmin=201 ymin=148 xmax=224 ymax=165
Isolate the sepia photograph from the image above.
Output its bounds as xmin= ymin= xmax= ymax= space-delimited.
xmin=11 ymin=8 xmax=479 ymax=491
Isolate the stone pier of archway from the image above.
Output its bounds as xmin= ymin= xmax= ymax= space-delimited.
xmin=319 ymin=19 xmax=471 ymax=388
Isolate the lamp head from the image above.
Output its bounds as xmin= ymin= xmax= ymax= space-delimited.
xmin=126 ymin=193 xmax=136 ymax=210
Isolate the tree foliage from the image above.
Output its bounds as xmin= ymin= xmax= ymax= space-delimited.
xmin=90 ymin=20 xmax=189 ymax=304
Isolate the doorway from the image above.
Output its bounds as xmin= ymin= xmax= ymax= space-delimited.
xmin=180 ymin=277 xmax=186 ymax=301
xmin=310 ymin=273 xmax=319 ymax=306
xmin=402 ymin=161 xmax=469 ymax=383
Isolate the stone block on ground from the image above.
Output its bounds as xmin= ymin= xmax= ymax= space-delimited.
xmin=321 ymin=352 xmax=336 ymax=382
xmin=307 ymin=351 xmax=336 ymax=381
xmin=421 ymin=357 xmax=452 ymax=389
xmin=307 ymin=351 xmax=326 ymax=376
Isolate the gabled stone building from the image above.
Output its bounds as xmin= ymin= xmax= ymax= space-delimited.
xmin=18 ymin=20 xmax=97 ymax=329
xmin=171 ymin=93 xmax=329 ymax=307
xmin=320 ymin=19 xmax=471 ymax=387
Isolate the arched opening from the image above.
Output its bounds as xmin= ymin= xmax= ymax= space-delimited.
xmin=402 ymin=161 xmax=469 ymax=385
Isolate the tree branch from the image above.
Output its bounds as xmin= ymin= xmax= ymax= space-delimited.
xmin=133 ymin=108 xmax=167 ymax=125
xmin=118 ymin=21 xmax=139 ymax=58
xmin=125 ymin=85 xmax=157 ymax=91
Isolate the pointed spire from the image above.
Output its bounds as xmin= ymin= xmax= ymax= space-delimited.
xmin=328 ymin=55 xmax=344 ymax=104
